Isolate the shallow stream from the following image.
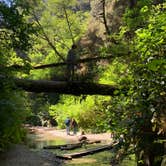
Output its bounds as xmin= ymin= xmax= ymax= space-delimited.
xmin=27 ymin=132 xmax=69 ymax=149
xmin=26 ymin=129 xmax=136 ymax=166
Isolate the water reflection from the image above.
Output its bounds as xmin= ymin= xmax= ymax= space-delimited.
xmin=26 ymin=133 xmax=71 ymax=149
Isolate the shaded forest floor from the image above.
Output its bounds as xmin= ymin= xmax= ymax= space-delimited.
xmin=0 ymin=144 xmax=64 ymax=166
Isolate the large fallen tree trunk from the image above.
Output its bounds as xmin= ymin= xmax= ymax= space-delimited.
xmin=13 ymin=78 xmax=119 ymax=95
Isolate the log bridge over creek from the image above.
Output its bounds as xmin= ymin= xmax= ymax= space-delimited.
xmin=43 ymin=142 xmax=118 ymax=160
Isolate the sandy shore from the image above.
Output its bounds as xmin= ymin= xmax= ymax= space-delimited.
xmin=29 ymin=126 xmax=112 ymax=142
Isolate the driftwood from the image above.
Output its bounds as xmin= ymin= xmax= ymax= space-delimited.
xmin=87 ymin=140 xmax=101 ymax=144
xmin=60 ymin=143 xmax=82 ymax=150
xmin=43 ymin=145 xmax=64 ymax=149
xmin=43 ymin=143 xmax=118 ymax=160
xmin=60 ymin=140 xmax=101 ymax=150
xmin=64 ymin=143 xmax=116 ymax=158
xmin=55 ymin=155 xmax=72 ymax=160
xmin=43 ymin=143 xmax=82 ymax=150
xmin=43 ymin=140 xmax=101 ymax=150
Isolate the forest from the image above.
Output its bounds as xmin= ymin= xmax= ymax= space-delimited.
xmin=0 ymin=0 xmax=166 ymax=165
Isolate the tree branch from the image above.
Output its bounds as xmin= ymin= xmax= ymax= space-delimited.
xmin=33 ymin=13 xmax=66 ymax=61
xmin=6 ymin=55 xmax=112 ymax=70
xmin=102 ymin=0 xmax=110 ymax=35
xmin=33 ymin=55 xmax=112 ymax=69
xmin=63 ymin=6 xmax=75 ymax=44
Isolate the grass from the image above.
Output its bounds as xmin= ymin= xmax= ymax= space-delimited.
xmin=65 ymin=151 xmax=136 ymax=166
xmin=49 ymin=144 xmax=136 ymax=166
xmin=65 ymin=150 xmax=113 ymax=166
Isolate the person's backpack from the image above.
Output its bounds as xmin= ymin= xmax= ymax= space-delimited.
xmin=65 ymin=119 xmax=70 ymax=126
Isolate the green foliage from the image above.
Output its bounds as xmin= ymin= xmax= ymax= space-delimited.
xmin=99 ymin=58 xmax=131 ymax=85
xmin=0 ymin=1 xmax=34 ymax=51
xmin=1 ymin=2 xmax=165 ymax=165
xmin=0 ymin=1 xmax=33 ymax=150
xmin=49 ymin=95 xmax=111 ymax=132
xmin=28 ymin=0 xmax=89 ymax=80
xmin=123 ymin=0 xmax=153 ymax=30
xmin=104 ymin=1 xmax=166 ymax=165
xmin=0 ymin=83 xmax=30 ymax=150
xmin=26 ymin=93 xmax=59 ymax=126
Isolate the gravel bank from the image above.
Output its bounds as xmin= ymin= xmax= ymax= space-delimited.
xmin=0 ymin=144 xmax=63 ymax=166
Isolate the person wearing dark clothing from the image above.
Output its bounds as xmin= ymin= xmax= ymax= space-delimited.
xmin=78 ymin=131 xmax=87 ymax=142
xmin=70 ymin=118 xmax=78 ymax=135
xmin=78 ymin=131 xmax=88 ymax=148
xmin=65 ymin=117 xmax=71 ymax=135
xmin=66 ymin=44 xmax=77 ymax=81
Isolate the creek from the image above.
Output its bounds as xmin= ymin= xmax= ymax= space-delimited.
xmin=27 ymin=132 xmax=69 ymax=149
xmin=26 ymin=127 xmax=136 ymax=166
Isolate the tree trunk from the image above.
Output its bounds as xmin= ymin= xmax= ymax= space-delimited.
xmin=10 ymin=77 xmax=119 ymax=95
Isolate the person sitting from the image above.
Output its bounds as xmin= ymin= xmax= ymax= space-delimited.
xmin=78 ymin=135 xmax=88 ymax=142
xmin=78 ymin=131 xmax=88 ymax=148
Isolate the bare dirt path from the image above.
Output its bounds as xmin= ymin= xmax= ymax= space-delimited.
xmin=29 ymin=126 xmax=112 ymax=143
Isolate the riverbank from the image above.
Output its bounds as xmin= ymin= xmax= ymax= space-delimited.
xmin=0 ymin=127 xmax=112 ymax=166
xmin=0 ymin=144 xmax=64 ymax=166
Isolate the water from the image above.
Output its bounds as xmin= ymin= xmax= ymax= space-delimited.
xmin=25 ymin=130 xmax=113 ymax=165
xmin=26 ymin=132 xmax=71 ymax=149
xmin=26 ymin=129 xmax=136 ymax=166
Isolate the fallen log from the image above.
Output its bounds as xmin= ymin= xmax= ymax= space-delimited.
xmin=55 ymin=155 xmax=72 ymax=160
xmin=43 ymin=143 xmax=82 ymax=150
xmin=0 ymin=75 xmax=123 ymax=96
xmin=43 ymin=140 xmax=101 ymax=150
xmin=60 ymin=141 xmax=101 ymax=150
xmin=14 ymin=78 xmax=118 ymax=95
xmin=43 ymin=145 xmax=64 ymax=149
xmin=87 ymin=140 xmax=101 ymax=144
xmin=64 ymin=143 xmax=117 ymax=158
xmin=60 ymin=143 xmax=82 ymax=150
